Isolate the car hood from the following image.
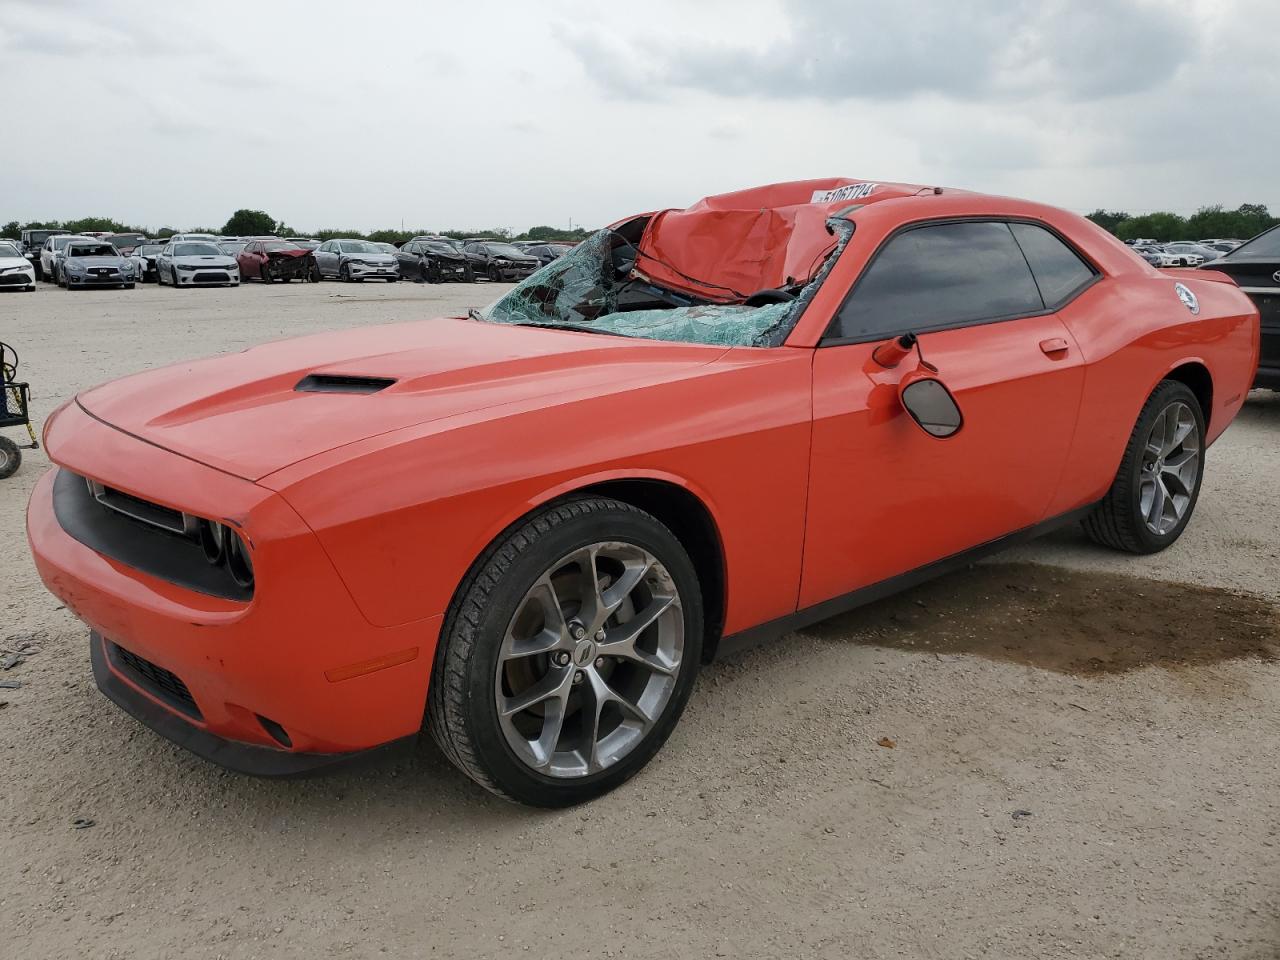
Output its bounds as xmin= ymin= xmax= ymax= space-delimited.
xmin=76 ymin=316 xmax=727 ymax=481
xmin=65 ymin=256 xmax=126 ymax=267
xmin=0 ymin=256 xmax=31 ymax=270
xmin=342 ymin=253 xmax=397 ymax=265
xmin=172 ymin=255 xmax=236 ymax=267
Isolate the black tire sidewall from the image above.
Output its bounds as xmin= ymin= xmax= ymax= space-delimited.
xmin=0 ymin=437 xmax=20 ymax=479
xmin=1122 ymin=381 xmax=1205 ymax=552
xmin=452 ymin=504 xmax=703 ymax=806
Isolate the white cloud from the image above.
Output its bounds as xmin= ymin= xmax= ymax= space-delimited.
xmin=0 ymin=0 xmax=1273 ymax=231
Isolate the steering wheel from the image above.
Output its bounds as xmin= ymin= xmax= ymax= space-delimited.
xmin=743 ymin=288 xmax=797 ymax=307
xmin=0 ymin=341 xmax=17 ymax=384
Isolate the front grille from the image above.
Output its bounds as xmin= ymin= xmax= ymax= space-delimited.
xmin=53 ymin=470 xmax=253 ymax=602
xmin=90 ymin=268 xmax=118 ymax=276
xmin=109 ymin=642 xmax=202 ymax=720
xmin=193 ymin=271 xmax=230 ymax=283
xmin=0 ymin=274 xmax=29 ymax=285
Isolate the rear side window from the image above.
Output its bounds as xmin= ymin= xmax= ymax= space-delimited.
xmin=1009 ymin=223 xmax=1096 ymax=307
xmin=829 ymin=221 xmax=1044 ymax=341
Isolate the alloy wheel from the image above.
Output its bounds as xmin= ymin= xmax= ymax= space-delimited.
xmin=1138 ymin=400 xmax=1200 ymax=536
xmin=495 ymin=541 xmax=684 ymax=779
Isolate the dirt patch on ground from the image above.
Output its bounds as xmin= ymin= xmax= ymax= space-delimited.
xmin=805 ymin=562 xmax=1280 ymax=677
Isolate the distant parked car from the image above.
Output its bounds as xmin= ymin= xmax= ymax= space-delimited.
xmin=461 ymin=240 xmax=539 ymax=281
xmin=236 ymin=239 xmax=319 ymax=283
xmin=106 ymin=233 xmax=148 ymax=256
xmin=1164 ymin=242 xmax=1221 ymax=264
xmin=218 ymin=240 xmax=248 ymax=258
xmin=0 ymin=240 xmax=36 ymax=291
xmin=156 ymin=240 xmax=241 ymax=288
xmin=40 ymin=234 xmax=94 ymax=282
xmin=20 ymin=228 xmax=69 ymax=279
xmin=130 ymin=242 xmax=167 ymax=282
xmin=1201 ymin=239 xmax=1244 ymax=249
xmin=313 ymin=239 xmax=399 ymax=282
xmin=1199 ymin=225 xmax=1280 ymax=389
xmin=168 ymin=233 xmax=220 ymax=243
xmin=285 ymin=238 xmax=321 ymax=250
xmin=57 ymin=240 xmax=136 ymax=289
xmin=395 ymin=238 xmax=473 ymax=282
xmin=1134 ymin=246 xmax=1178 ymax=268
xmin=515 ymin=242 xmax=573 ymax=267
xmin=1134 ymin=243 xmax=1197 ymax=267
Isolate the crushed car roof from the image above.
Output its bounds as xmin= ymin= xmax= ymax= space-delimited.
xmin=634 ymin=178 xmax=954 ymax=302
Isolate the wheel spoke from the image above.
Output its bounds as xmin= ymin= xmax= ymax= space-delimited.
xmin=1161 ymin=450 xmax=1199 ymax=498
xmin=500 ymin=663 xmax=574 ymax=717
xmin=504 ymin=577 xmax=569 ymax=659
xmin=1144 ymin=476 xmax=1167 ymax=529
xmin=598 ymin=595 xmax=679 ymax=675
xmin=600 ymin=554 xmax=656 ymax=617
xmin=584 ymin=671 xmax=651 ymax=773
xmin=1145 ymin=411 xmax=1167 ymax=459
xmin=568 ymin=545 xmax=606 ymax=628
xmin=1167 ymin=415 xmax=1194 ymax=454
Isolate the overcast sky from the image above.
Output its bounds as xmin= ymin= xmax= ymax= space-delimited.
xmin=1 ymin=0 xmax=1274 ymax=233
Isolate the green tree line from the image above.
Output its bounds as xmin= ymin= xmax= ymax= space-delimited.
xmin=1085 ymin=203 xmax=1278 ymax=243
xmin=1 ymin=209 xmax=593 ymax=244
xmin=6 ymin=203 xmax=1275 ymax=247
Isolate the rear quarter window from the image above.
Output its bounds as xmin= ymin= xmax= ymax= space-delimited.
xmin=1009 ymin=223 xmax=1097 ymax=308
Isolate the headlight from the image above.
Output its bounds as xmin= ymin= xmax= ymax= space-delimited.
xmin=66 ymin=264 xmax=85 ymax=274
xmin=198 ymin=519 xmax=254 ymax=589
xmin=177 ymin=264 xmax=196 ymax=271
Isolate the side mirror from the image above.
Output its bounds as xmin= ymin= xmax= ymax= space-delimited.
xmin=899 ymin=374 xmax=963 ymax=439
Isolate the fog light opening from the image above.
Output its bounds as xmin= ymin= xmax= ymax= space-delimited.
xmin=256 ymin=714 xmax=293 ymax=749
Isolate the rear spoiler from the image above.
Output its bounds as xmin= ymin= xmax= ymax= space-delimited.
xmin=1163 ymin=267 xmax=1239 ymax=286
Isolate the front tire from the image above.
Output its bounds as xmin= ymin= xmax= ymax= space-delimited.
xmin=1083 ymin=380 xmax=1205 ymax=554
xmin=428 ymin=496 xmax=703 ymax=807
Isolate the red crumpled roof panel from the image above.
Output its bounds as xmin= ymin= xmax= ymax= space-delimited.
xmin=634 ymin=178 xmax=936 ymax=302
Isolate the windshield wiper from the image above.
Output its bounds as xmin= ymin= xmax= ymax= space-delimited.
xmin=467 ymin=308 xmax=486 ymax=323
xmin=510 ymin=321 xmax=628 ymax=338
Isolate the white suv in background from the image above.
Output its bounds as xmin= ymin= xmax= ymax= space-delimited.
xmin=40 ymin=234 xmax=93 ymax=283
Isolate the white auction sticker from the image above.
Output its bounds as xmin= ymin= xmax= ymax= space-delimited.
xmin=810 ymin=183 xmax=878 ymax=203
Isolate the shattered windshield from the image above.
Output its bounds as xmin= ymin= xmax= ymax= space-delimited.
xmin=476 ymin=225 xmax=851 ymax=347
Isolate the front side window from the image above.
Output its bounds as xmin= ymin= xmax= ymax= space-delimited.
xmin=829 ymin=221 xmax=1044 ymax=342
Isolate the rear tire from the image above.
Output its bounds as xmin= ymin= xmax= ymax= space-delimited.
xmin=428 ymin=496 xmax=703 ymax=807
xmin=1083 ymin=380 xmax=1205 ymax=554
xmin=0 ymin=437 xmax=20 ymax=479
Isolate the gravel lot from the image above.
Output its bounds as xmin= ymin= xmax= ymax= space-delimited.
xmin=1 ymin=281 xmax=1278 ymax=960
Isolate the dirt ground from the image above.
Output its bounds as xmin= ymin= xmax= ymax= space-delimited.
xmin=1 ymin=281 xmax=1279 ymax=960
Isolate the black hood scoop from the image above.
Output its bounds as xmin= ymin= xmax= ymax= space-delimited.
xmin=295 ymin=373 xmax=396 ymax=395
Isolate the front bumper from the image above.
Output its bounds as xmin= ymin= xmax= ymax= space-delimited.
xmin=90 ymin=631 xmax=416 ymax=776
xmin=174 ymin=269 xmax=239 ymax=286
xmin=66 ymin=271 xmax=132 ymax=286
xmin=27 ymin=404 xmax=441 ymax=769
xmin=0 ymin=270 xmax=35 ymax=288
xmin=494 ymin=264 xmax=537 ymax=280
xmin=345 ymin=261 xmax=399 ymax=279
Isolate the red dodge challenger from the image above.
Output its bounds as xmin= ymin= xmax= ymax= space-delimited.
xmin=27 ymin=179 xmax=1259 ymax=806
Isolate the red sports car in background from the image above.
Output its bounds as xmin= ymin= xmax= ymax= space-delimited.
xmin=27 ymin=179 xmax=1259 ymax=806
xmin=235 ymin=238 xmax=319 ymax=283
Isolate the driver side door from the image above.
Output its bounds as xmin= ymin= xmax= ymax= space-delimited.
xmin=799 ymin=219 xmax=1090 ymax=608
